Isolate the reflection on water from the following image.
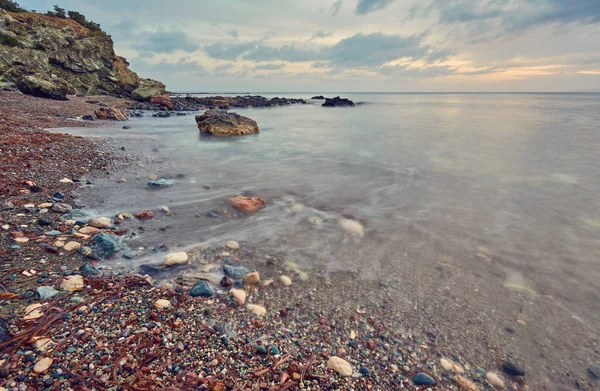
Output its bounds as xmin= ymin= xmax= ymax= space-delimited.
xmin=60 ymin=92 xmax=600 ymax=386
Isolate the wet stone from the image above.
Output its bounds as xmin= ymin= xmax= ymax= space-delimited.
xmin=91 ymin=233 xmax=120 ymax=258
xmin=223 ymin=265 xmax=251 ymax=279
xmin=37 ymin=286 xmax=59 ymax=300
xmin=80 ymin=263 xmax=100 ymax=276
xmin=502 ymin=362 xmax=525 ymax=377
xmin=588 ymin=365 xmax=600 ymax=380
xmin=412 ymin=372 xmax=436 ymax=386
xmin=190 ymin=281 xmax=213 ymax=298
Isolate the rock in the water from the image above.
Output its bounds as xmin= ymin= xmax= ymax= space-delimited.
xmin=223 ymin=265 xmax=251 ymax=279
xmin=153 ymin=299 xmax=171 ymax=310
xmin=33 ymin=357 xmax=53 ymax=374
xmin=91 ymin=233 xmax=120 ymax=258
xmin=87 ymin=217 xmax=112 ymax=228
xmin=95 ymin=107 xmax=128 ymax=121
xmin=60 ymin=275 xmax=84 ymax=292
xmin=190 ymin=281 xmax=213 ymax=298
xmin=279 ymin=275 xmax=292 ymax=286
xmin=37 ymin=286 xmax=59 ymax=300
xmin=246 ymin=303 xmax=267 ymax=316
xmin=165 ymin=252 xmax=189 ymax=265
xmin=486 ymin=373 xmax=505 ymax=389
xmin=339 ymin=218 xmax=364 ymax=237
xmin=327 ymin=356 xmax=353 ymax=376
xmin=454 ymin=375 xmax=480 ymax=391
xmin=63 ymin=241 xmax=81 ymax=252
xmin=151 ymin=94 xmax=174 ymax=110
xmin=502 ymin=362 xmax=525 ymax=377
xmin=226 ymin=240 xmax=240 ymax=250
xmin=588 ymin=365 xmax=600 ymax=380
xmin=51 ymin=203 xmax=73 ymax=213
xmin=243 ymin=272 xmax=260 ymax=286
xmin=322 ymin=96 xmax=355 ymax=107
xmin=311 ymin=95 xmax=325 ymax=99
xmin=229 ymin=196 xmax=266 ymax=213
xmin=230 ymin=288 xmax=247 ymax=306
xmin=412 ymin=372 xmax=436 ymax=386
xmin=196 ymin=109 xmax=259 ymax=136
xmin=147 ymin=178 xmax=177 ymax=188
xmin=135 ymin=210 xmax=154 ymax=220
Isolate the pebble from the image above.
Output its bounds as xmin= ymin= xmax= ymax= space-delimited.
xmin=412 ymin=372 xmax=436 ymax=386
xmin=230 ymin=289 xmax=247 ymax=306
xmin=243 ymin=272 xmax=260 ymax=286
xmin=190 ymin=281 xmax=213 ymax=298
xmin=14 ymin=237 xmax=29 ymax=244
xmin=37 ymin=286 xmax=59 ymax=300
xmin=154 ymin=299 xmax=171 ymax=310
xmin=79 ymin=247 xmax=93 ymax=256
xmin=165 ymin=252 xmax=189 ymax=265
xmin=223 ymin=265 xmax=251 ymax=279
xmin=79 ymin=226 xmax=101 ymax=234
xmin=226 ymin=240 xmax=239 ymax=250
xmin=33 ymin=357 xmax=53 ymax=374
xmin=246 ymin=304 xmax=266 ymax=316
xmin=327 ymin=356 xmax=353 ymax=376
xmin=60 ymin=275 xmax=84 ymax=292
xmin=33 ymin=338 xmax=54 ymax=353
xmin=23 ymin=304 xmax=44 ymax=320
xmin=279 ymin=275 xmax=292 ymax=286
xmin=454 ymin=375 xmax=480 ymax=391
xmin=51 ymin=203 xmax=73 ymax=213
xmin=136 ymin=210 xmax=155 ymax=220
xmin=502 ymin=362 xmax=525 ymax=376
xmin=63 ymin=241 xmax=81 ymax=252
xmin=38 ymin=203 xmax=53 ymax=209
xmin=59 ymin=178 xmax=73 ymax=183
xmin=441 ymin=357 xmax=465 ymax=373
xmin=339 ymin=218 xmax=365 ymax=237
xmin=486 ymin=372 xmax=505 ymax=389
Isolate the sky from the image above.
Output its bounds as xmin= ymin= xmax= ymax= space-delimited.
xmin=20 ymin=0 xmax=600 ymax=92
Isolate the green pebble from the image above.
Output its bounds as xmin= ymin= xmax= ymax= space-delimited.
xmin=269 ymin=345 xmax=280 ymax=355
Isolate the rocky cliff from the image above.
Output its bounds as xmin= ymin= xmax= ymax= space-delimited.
xmin=0 ymin=9 xmax=164 ymax=100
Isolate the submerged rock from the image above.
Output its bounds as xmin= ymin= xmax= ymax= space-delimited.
xmin=147 ymin=178 xmax=177 ymax=188
xmin=196 ymin=109 xmax=259 ymax=136
xmin=91 ymin=233 xmax=120 ymax=258
xmin=223 ymin=265 xmax=251 ymax=279
xmin=229 ymin=196 xmax=266 ymax=214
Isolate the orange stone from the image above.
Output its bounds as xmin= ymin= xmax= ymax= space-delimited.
xmin=229 ymin=196 xmax=266 ymax=214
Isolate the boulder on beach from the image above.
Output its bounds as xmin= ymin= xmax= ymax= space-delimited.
xmin=322 ymin=96 xmax=355 ymax=107
xmin=150 ymin=94 xmax=174 ymax=110
xmin=95 ymin=107 xmax=128 ymax=121
xmin=196 ymin=109 xmax=259 ymax=137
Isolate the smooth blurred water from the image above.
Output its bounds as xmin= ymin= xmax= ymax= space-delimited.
xmin=64 ymin=92 xmax=600 ymax=323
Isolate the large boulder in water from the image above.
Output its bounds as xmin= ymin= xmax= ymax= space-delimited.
xmin=322 ymin=96 xmax=355 ymax=107
xmin=196 ymin=109 xmax=259 ymax=136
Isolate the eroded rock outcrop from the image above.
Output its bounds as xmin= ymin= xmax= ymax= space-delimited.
xmin=0 ymin=9 xmax=164 ymax=100
xmin=196 ymin=109 xmax=259 ymax=136
xmin=322 ymin=96 xmax=355 ymax=107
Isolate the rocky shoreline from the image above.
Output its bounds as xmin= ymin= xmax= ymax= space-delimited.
xmin=0 ymin=92 xmax=597 ymax=391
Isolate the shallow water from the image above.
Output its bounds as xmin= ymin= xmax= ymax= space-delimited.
xmin=60 ymin=93 xmax=600 ymax=384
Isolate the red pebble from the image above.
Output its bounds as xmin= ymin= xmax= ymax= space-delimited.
xmin=135 ymin=210 xmax=154 ymax=220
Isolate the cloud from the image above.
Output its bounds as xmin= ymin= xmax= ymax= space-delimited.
xmin=132 ymin=30 xmax=199 ymax=54
xmin=204 ymin=32 xmax=433 ymax=70
xmin=325 ymin=32 xmax=428 ymax=67
xmin=131 ymin=58 xmax=205 ymax=74
xmin=416 ymin=0 xmax=600 ymax=39
xmin=229 ymin=29 xmax=239 ymax=38
xmin=331 ymin=0 xmax=343 ymax=16
xmin=254 ymin=63 xmax=286 ymax=70
xmin=214 ymin=63 xmax=235 ymax=73
xmin=204 ymin=41 xmax=260 ymax=60
xmin=355 ymin=0 xmax=395 ymax=15
xmin=311 ymin=30 xmax=332 ymax=40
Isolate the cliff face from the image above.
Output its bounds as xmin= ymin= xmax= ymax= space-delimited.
xmin=0 ymin=9 xmax=164 ymax=100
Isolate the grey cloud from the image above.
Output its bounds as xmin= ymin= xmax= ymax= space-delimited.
xmin=355 ymin=0 xmax=395 ymax=15
xmin=132 ymin=30 xmax=199 ymax=54
xmin=311 ymin=31 xmax=332 ymax=40
xmin=418 ymin=0 xmax=600 ymax=38
xmin=131 ymin=58 xmax=205 ymax=74
xmin=204 ymin=41 xmax=260 ymax=60
xmin=214 ymin=64 xmax=235 ymax=72
xmin=205 ymin=32 xmax=433 ymax=69
xmin=427 ymin=48 xmax=455 ymax=62
xmin=229 ymin=29 xmax=239 ymax=38
xmin=254 ymin=63 xmax=286 ymax=70
xmin=331 ymin=0 xmax=343 ymax=16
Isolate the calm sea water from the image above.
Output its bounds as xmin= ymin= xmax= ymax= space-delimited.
xmin=64 ymin=93 xmax=600 ymax=378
